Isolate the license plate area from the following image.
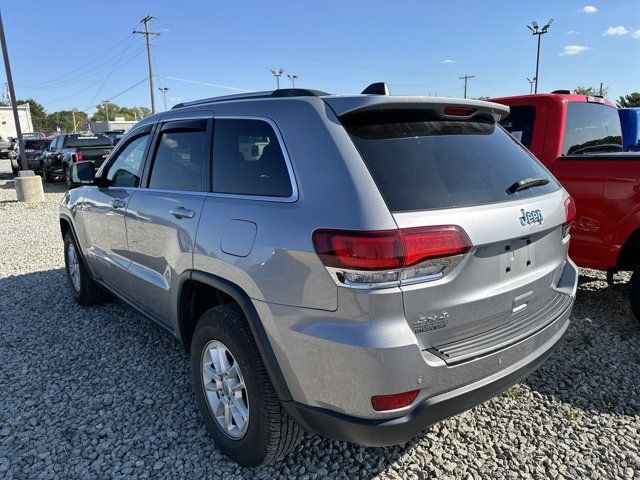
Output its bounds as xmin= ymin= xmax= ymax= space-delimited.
xmin=484 ymin=236 xmax=536 ymax=280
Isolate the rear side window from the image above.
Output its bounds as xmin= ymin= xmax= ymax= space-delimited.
xmin=563 ymin=103 xmax=623 ymax=155
xmin=148 ymin=126 xmax=207 ymax=192
xmin=342 ymin=109 xmax=559 ymax=212
xmin=212 ymin=119 xmax=293 ymax=197
xmin=499 ymin=105 xmax=536 ymax=148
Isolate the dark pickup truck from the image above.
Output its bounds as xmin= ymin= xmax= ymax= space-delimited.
xmin=41 ymin=133 xmax=113 ymax=184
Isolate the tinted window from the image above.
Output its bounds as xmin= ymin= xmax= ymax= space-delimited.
xmin=24 ymin=139 xmax=50 ymax=150
xmin=106 ymin=134 xmax=149 ymax=187
xmin=212 ymin=119 xmax=292 ymax=197
xmin=563 ymin=103 xmax=623 ymax=155
xmin=148 ymin=129 xmax=206 ymax=191
xmin=342 ymin=110 xmax=559 ymax=212
xmin=499 ymin=105 xmax=536 ymax=148
xmin=63 ymin=134 xmax=112 ymax=148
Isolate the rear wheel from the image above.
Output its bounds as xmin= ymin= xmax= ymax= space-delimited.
xmin=191 ymin=304 xmax=302 ymax=466
xmin=42 ymin=163 xmax=54 ymax=183
xmin=629 ymin=266 xmax=640 ymax=321
xmin=63 ymin=230 xmax=108 ymax=305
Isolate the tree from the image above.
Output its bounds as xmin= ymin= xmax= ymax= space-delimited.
xmin=91 ymin=102 xmax=151 ymax=121
xmin=617 ymin=92 xmax=640 ymax=108
xmin=46 ymin=110 xmax=89 ymax=133
xmin=574 ymin=86 xmax=609 ymax=97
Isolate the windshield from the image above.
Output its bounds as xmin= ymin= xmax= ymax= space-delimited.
xmin=563 ymin=102 xmax=623 ymax=155
xmin=342 ymin=109 xmax=559 ymax=212
xmin=63 ymin=135 xmax=112 ymax=148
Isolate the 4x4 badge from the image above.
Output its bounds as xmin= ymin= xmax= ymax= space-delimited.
xmin=519 ymin=208 xmax=543 ymax=226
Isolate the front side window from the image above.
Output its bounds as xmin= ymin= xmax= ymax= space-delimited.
xmin=563 ymin=103 xmax=623 ymax=156
xmin=499 ymin=105 xmax=536 ymax=148
xmin=148 ymin=127 xmax=207 ymax=192
xmin=106 ymin=134 xmax=149 ymax=187
xmin=212 ymin=119 xmax=293 ymax=197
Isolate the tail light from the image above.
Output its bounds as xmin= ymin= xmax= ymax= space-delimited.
xmin=371 ymin=389 xmax=419 ymax=411
xmin=313 ymin=225 xmax=471 ymax=288
xmin=75 ymin=150 xmax=83 ymax=162
xmin=563 ymin=196 xmax=576 ymax=237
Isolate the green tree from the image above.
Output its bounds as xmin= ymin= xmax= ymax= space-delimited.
xmin=617 ymin=92 xmax=640 ymax=108
xmin=91 ymin=103 xmax=151 ymax=121
xmin=574 ymin=86 xmax=609 ymax=97
xmin=46 ymin=110 xmax=89 ymax=133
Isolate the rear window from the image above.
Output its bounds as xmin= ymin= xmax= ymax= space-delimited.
xmin=24 ymin=139 xmax=50 ymax=150
xmin=342 ymin=109 xmax=559 ymax=212
xmin=63 ymin=135 xmax=112 ymax=148
xmin=563 ymin=103 xmax=623 ymax=155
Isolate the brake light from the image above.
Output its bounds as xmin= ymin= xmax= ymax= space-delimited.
xmin=371 ymin=389 xmax=419 ymax=411
xmin=563 ymin=196 xmax=576 ymax=237
xmin=443 ymin=107 xmax=477 ymax=116
xmin=313 ymin=226 xmax=471 ymax=287
xmin=75 ymin=150 xmax=83 ymax=162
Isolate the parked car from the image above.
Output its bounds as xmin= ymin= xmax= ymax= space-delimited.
xmin=22 ymin=132 xmax=47 ymax=140
xmin=492 ymin=91 xmax=640 ymax=318
xmin=97 ymin=129 xmax=126 ymax=146
xmin=60 ymin=86 xmax=578 ymax=466
xmin=618 ymin=108 xmax=640 ymax=152
xmin=0 ymin=135 xmax=13 ymax=159
xmin=41 ymin=133 xmax=114 ymax=184
xmin=10 ymin=137 xmax=51 ymax=175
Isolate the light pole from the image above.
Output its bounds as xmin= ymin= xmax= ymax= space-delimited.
xmin=102 ymin=100 xmax=110 ymax=124
xmin=527 ymin=77 xmax=536 ymax=94
xmin=270 ymin=68 xmax=284 ymax=89
xmin=527 ymin=19 xmax=553 ymax=94
xmin=158 ymin=87 xmax=169 ymax=111
xmin=287 ymin=74 xmax=298 ymax=88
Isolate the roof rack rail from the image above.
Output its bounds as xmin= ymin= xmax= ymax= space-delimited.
xmin=172 ymin=88 xmax=329 ymax=109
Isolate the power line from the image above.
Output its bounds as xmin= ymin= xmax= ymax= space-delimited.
xmin=133 ymin=15 xmax=160 ymax=113
xmin=160 ymin=75 xmax=251 ymax=92
xmin=81 ymin=77 xmax=149 ymax=114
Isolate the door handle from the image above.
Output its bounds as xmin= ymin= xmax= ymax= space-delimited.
xmin=111 ymin=199 xmax=126 ymax=209
xmin=169 ymin=207 xmax=195 ymax=219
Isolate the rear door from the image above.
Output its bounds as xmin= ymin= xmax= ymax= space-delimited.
xmin=124 ymin=114 xmax=211 ymax=326
xmin=341 ymin=108 xmax=570 ymax=361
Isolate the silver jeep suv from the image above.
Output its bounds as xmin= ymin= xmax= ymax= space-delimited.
xmin=60 ymin=85 xmax=578 ymax=466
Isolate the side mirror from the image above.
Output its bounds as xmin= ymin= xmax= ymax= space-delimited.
xmin=68 ymin=161 xmax=95 ymax=189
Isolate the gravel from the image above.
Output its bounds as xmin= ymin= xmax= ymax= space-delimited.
xmin=0 ymin=161 xmax=638 ymax=480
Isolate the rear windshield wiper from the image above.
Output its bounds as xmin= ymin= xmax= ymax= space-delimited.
xmin=506 ymin=177 xmax=550 ymax=195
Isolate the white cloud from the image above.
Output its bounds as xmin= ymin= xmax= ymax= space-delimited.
xmin=633 ymin=30 xmax=640 ymax=39
xmin=603 ymin=25 xmax=629 ymax=36
xmin=441 ymin=59 xmax=455 ymax=64
xmin=582 ymin=5 xmax=598 ymax=13
xmin=566 ymin=30 xmax=581 ymax=35
xmin=559 ymin=45 xmax=591 ymax=56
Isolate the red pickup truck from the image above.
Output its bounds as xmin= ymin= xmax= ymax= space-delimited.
xmin=492 ymin=92 xmax=640 ymax=319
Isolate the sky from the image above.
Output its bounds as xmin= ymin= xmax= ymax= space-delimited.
xmin=3 ymin=0 xmax=639 ymax=115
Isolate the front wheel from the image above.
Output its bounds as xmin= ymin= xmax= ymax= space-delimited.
xmin=191 ymin=304 xmax=302 ymax=466
xmin=63 ymin=230 xmax=108 ymax=305
xmin=42 ymin=163 xmax=54 ymax=183
xmin=629 ymin=266 xmax=640 ymax=321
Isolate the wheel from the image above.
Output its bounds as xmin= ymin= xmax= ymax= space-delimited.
xmin=64 ymin=165 xmax=71 ymax=187
xmin=43 ymin=163 xmax=54 ymax=183
xmin=629 ymin=266 xmax=640 ymax=321
xmin=63 ymin=230 xmax=108 ymax=305
xmin=191 ymin=304 xmax=302 ymax=466
xmin=11 ymin=165 xmax=19 ymax=176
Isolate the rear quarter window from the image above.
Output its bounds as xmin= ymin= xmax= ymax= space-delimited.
xmin=342 ymin=109 xmax=559 ymax=212
xmin=499 ymin=105 xmax=536 ymax=148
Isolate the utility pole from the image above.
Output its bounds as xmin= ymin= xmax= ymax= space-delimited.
xmin=287 ymin=74 xmax=298 ymax=88
xmin=71 ymin=109 xmax=77 ymax=133
xmin=459 ymin=74 xmax=475 ymax=99
xmin=599 ymin=82 xmax=603 ymax=97
xmin=134 ymin=15 xmax=160 ymax=114
xmin=0 ymin=10 xmax=26 ymax=171
xmin=270 ymin=68 xmax=284 ymax=89
xmin=158 ymin=87 xmax=168 ymax=111
xmin=527 ymin=19 xmax=553 ymax=94
xmin=102 ymin=100 xmax=110 ymax=124
xmin=527 ymin=77 xmax=536 ymax=94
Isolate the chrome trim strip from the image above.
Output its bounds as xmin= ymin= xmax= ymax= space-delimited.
xmin=211 ymin=115 xmax=299 ymax=203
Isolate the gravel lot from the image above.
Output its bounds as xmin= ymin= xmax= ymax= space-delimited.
xmin=0 ymin=161 xmax=638 ymax=480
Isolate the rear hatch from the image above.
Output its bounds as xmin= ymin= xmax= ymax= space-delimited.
xmin=336 ymin=103 xmax=572 ymax=364
xmin=63 ymin=134 xmax=113 ymax=167
xmin=23 ymin=139 xmax=50 ymax=160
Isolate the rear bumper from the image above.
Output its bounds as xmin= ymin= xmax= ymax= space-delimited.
xmin=284 ymin=302 xmax=570 ymax=446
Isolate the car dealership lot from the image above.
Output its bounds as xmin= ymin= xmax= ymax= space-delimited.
xmin=0 ymin=163 xmax=638 ymax=479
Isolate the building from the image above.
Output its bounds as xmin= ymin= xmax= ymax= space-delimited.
xmin=89 ymin=117 xmax=138 ymax=133
xmin=0 ymin=103 xmax=34 ymax=137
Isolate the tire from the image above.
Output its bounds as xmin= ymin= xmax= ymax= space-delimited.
xmin=191 ymin=304 xmax=302 ymax=466
xmin=43 ymin=163 xmax=54 ymax=183
xmin=629 ymin=266 xmax=640 ymax=321
xmin=63 ymin=230 xmax=108 ymax=305
xmin=64 ymin=165 xmax=71 ymax=188
xmin=11 ymin=166 xmax=19 ymax=176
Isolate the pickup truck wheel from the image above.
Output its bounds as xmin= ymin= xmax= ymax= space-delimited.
xmin=629 ymin=267 xmax=640 ymax=321
xmin=63 ymin=165 xmax=71 ymax=187
xmin=63 ymin=231 xmax=108 ymax=305
xmin=191 ymin=304 xmax=302 ymax=466
xmin=43 ymin=164 xmax=54 ymax=183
